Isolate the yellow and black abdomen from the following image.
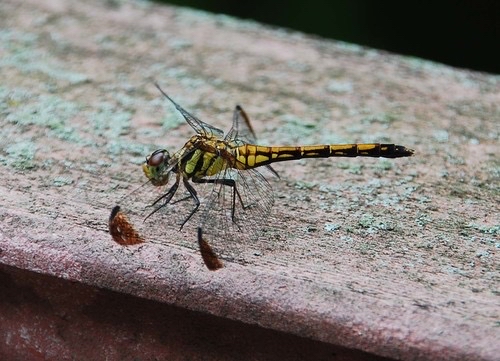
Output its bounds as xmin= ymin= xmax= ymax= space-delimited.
xmin=235 ymin=143 xmax=414 ymax=169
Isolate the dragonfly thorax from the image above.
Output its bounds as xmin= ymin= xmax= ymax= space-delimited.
xmin=180 ymin=136 xmax=235 ymax=179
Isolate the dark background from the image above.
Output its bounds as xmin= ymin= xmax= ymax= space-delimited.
xmin=162 ymin=0 xmax=499 ymax=74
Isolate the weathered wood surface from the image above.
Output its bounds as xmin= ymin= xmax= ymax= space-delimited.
xmin=0 ymin=1 xmax=498 ymax=360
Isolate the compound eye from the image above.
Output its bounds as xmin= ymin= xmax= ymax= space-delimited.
xmin=147 ymin=149 xmax=167 ymax=167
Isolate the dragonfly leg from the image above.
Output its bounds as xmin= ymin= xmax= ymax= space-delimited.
xmin=192 ymin=177 xmax=247 ymax=227
xmin=178 ymin=177 xmax=201 ymax=229
xmin=144 ymin=177 xmax=181 ymax=221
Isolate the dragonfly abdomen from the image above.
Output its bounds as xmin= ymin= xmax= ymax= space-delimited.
xmin=236 ymin=143 xmax=414 ymax=169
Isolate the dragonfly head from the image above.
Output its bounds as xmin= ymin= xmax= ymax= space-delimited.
xmin=143 ymin=149 xmax=171 ymax=186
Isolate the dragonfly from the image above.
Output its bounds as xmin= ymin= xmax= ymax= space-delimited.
xmin=109 ymin=84 xmax=414 ymax=270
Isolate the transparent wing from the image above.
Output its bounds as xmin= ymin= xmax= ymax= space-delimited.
xmin=198 ymin=165 xmax=274 ymax=261
xmin=155 ymin=83 xmax=224 ymax=138
xmin=112 ymin=164 xmax=274 ymax=266
xmin=225 ymin=105 xmax=258 ymax=145
xmin=226 ymin=106 xmax=279 ymax=178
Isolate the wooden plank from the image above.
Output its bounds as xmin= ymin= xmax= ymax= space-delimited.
xmin=0 ymin=0 xmax=498 ymax=360
xmin=1 ymin=263 xmax=390 ymax=361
